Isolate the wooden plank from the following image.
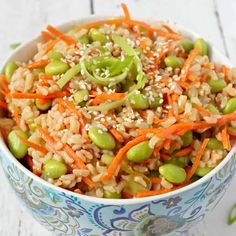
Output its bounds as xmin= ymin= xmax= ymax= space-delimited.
xmin=215 ymin=0 xmax=236 ymax=63
xmin=93 ymin=0 xmax=225 ymax=53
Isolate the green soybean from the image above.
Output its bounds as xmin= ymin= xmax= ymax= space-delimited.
xmin=73 ymin=89 xmax=89 ymax=105
xmin=35 ymin=99 xmax=52 ymax=111
xmin=42 ymin=159 xmax=67 ymax=179
xmin=128 ymin=93 xmax=149 ymax=109
xmin=195 ymin=167 xmax=213 ymax=177
xmin=45 ymin=60 xmax=69 ymax=75
xmin=88 ymin=127 xmax=116 ymax=150
xmin=207 ymin=78 xmax=227 ymax=93
xmin=124 ymin=180 xmax=147 ymax=195
xmin=207 ymin=138 xmax=223 ymax=150
xmin=4 ymin=61 xmax=18 ymax=83
xmin=126 ymin=141 xmax=153 ymax=163
xmin=205 ymin=104 xmax=220 ymax=115
xmin=223 ymin=98 xmax=236 ymax=114
xmin=101 ymin=153 xmax=114 ymax=165
xmin=103 ymin=190 xmax=121 ymax=199
xmin=78 ymin=34 xmax=90 ymax=44
xmin=194 ymin=38 xmax=208 ymax=56
xmin=164 ymin=55 xmax=182 ymax=68
xmin=166 ymin=156 xmax=189 ymax=168
xmin=49 ymin=50 xmax=63 ymax=60
xmin=181 ymin=131 xmax=193 ymax=147
xmin=159 ymin=164 xmax=187 ymax=184
xmin=181 ymin=38 xmax=194 ymax=53
xmin=89 ymin=28 xmax=108 ymax=45
xmin=8 ymin=130 xmax=28 ymax=159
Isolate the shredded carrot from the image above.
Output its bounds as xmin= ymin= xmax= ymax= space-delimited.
xmin=222 ymin=64 xmax=229 ymax=78
xmin=162 ymin=24 xmax=174 ymax=33
xmin=41 ymin=31 xmax=54 ymax=41
xmin=194 ymin=104 xmax=212 ymax=116
xmin=178 ymin=80 xmax=190 ymax=90
xmin=110 ymin=128 xmax=125 ymax=143
xmin=28 ymin=59 xmax=49 ymax=70
xmin=47 ymin=25 xmax=77 ymax=45
xmin=44 ymin=39 xmax=60 ymax=53
xmin=153 ymin=145 xmax=161 ymax=157
xmin=122 ymin=191 xmax=133 ymax=199
xmin=217 ymin=112 xmax=236 ymax=126
xmin=100 ymin=135 xmax=149 ymax=181
xmin=135 ymin=183 xmax=189 ymax=198
xmin=201 ymin=74 xmax=209 ymax=82
xmin=188 ymin=74 xmax=200 ymax=82
xmin=0 ymin=100 xmax=8 ymax=110
xmin=37 ymin=98 xmax=51 ymax=105
xmin=186 ymin=139 xmax=209 ymax=181
xmin=181 ymin=46 xmax=201 ymax=81
xmin=39 ymin=74 xmax=53 ymax=80
xmin=160 ymin=152 xmax=171 ymax=161
xmin=175 ymin=146 xmax=193 ymax=157
xmin=9 ymin=91 xmax=69 ymax=99
xmin=74 ymin=188 xmax=83 ymax=194
xmin=172 ymin=94 xmax=179 ymax=102
xmin=12 ymin=105 xmax=21 ymax=129
xmin=16 ymin=133 xmax=48 ymax=154
xmin=221 ymin=126 xmax=231 ymax=151
xmin=58 ymin=103 xmax=65 ymax=113
xmin=167 ymin=94 xmax=173 ymax=117
xmin=0 ymin=75 xmax=10 ymax=93
xmin=163 ymin=139 xmax=171 ymax=150
xmin=150 ymin=177 xmax=161 ymax=184
xmin=91 ymin=93 xmax=125 ymax=106
xmin=153 ymin=29 xmax=182 ymax=40
xmin=121 ymin=3 xmax=131 ymax=22
xmin=0 ymin=87 xmax=7 ymax=96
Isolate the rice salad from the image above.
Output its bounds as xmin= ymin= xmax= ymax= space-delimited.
xmin=1 ymin=4 xmax=236 ymax=199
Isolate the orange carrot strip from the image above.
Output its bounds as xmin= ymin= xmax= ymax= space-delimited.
xmin=110 ymin=128 xmax=124 ymax=143
xmin=0 ymin=100 xmax=8 ymax=110
xmin=91 ymin=93 xmax=125 ymax=106
xmin=121 ymin=3 xmax=131 ymax=22
xmin=39 ymin=74 xmax=53 ymax=80
xmin=181 ymin=47 xmax=201 ymax=81
xmin=74 ymin=188 xmax=83 ymax=194
xmin=100 ymin=135 xmax=149 ymax=181
xmin=16 ymin=134 xmax=48 ymax=154
xmin=194 ymin=104 xmax=212 ymax=116
xmin=163 ymin=139 xmax=171 ymax=150
xmin=217 ymin=112 xmax=236 ymax=126
xmin=12 ymin=105 xmax=21 ymax=129
xmin=150 ymin=177 xmax=161 ymax=184
xmin=172 ymin=94 xmax=179 ymax=102
xmin=222 ymin=64 xmax=229 ymax=78
xmin=188 ymin=74 xmax=200 ymax=82
xmin=153 ymin=29 xmax=182 ymax=40
xmin=0 ymin=88 xmax=7 ymax=96
xmin=122 ymin=191 xmax=133 ymax=199
xmin=135 ymin=184 xmax=189 ymax=198
xmin=186 ymin=139 xmax=209 ymax=181
xmin=28 ymin=59 xmax=49 ymax=70
xmin=153 ymin=145 xmax=161 ymax=157
xmin=0 ymin=75 xmax=10 ymax=93
xmin=162 ymin=24 xmax=174 ymax=33
xmin=47 ymin=25 xmax=77 ymax=45
xmin=41 ymin=31 xmax=54 ymax=41
xmin=44 ymin=39 xmax=60 ymax=53
xmin=175 ymin=146 xmax=193 ymax=157
xmin=167 ymin=94 xmax=173 ymax=117
xmin=160 ymin=152 xmax=171 ymax=161
xmin=221 ymin=126 xmax=231 ymax=151
xmin=9 ymin=91 xmax=69 ymax=99
xmin=178 ymin=81 xmax=190 ymax=90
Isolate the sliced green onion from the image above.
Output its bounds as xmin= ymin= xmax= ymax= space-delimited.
xmin=56 ymin=64 xmax=80 ymax=88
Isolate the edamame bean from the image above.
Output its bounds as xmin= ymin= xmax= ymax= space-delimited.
xmin=35 ymin=99 xmax=52 ymax=111
xmin=124 ymin=180 xmax=147 ymax=195
xmin=128 ymin=93 xmax=149 ymax=109
xmin=223 ymin=98 xmax=236 ymax=114
xmin=159 ymin=164 xmax=187 ymax=184
xmin=8 ymin=129 xmax=28 ymax=159
xmin=194 ymin=38 xmax=208 ymax=56
xmin=42 ymin=159 xmax=67 ymax=179
xmin=88 ymin=127 xmax=116 ymax=150
xmin=228 ymin=126 xmax=236 ymax=136
xmin=103 ymin=190 xmax=121 ymax=199
xmin=207 ymin=78 xmax=226 ymax=93
xmin=195 ymin=167 xmax=213 ymax=177
xmin=181 ymin=38 xmax=194 ymax=53
xmin=207 ymin=138 xmax=223 ymax=150
xmin=4 ymin=61 xmax=18 ymax=83
xmin=181 ymin=131 xmax=193 ymax=147
xmin=164 ymin=55 xmax=182 ymax=68
xmin=89 ymin=28 xmax=108 ymax=45
xmin=49 ymin=50 xmax=63 ymax=60
xmin=126 ymin=141 xmax=153 ymax=163
xmin=166 ymin=156 xmax=189 ymax=168
xmin=101 ymin=153 xmax=114 ymax=165
xmin=45 ymin=60 xmax=69 ymax=75
xmin=205 ymin=104 xmax=220 ymax=115
xmin=73 ymin=89 xmax=89 ymax=105
xmin=78 ymin=35 xmax=90 ymax=44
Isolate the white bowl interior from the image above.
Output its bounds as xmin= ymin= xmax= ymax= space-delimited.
xmin=0 ymin=16 xmax=234 ymax=205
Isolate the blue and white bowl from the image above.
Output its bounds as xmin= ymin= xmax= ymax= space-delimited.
xmin=0 ymin=16 xmax=235 ymax=236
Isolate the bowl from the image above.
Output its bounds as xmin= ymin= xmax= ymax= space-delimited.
xmin=1 ymin=16 xmax=236 ymax=236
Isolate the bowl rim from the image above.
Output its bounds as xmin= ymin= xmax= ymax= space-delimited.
xmin=0 ymin=15 xmax=235 ymax=205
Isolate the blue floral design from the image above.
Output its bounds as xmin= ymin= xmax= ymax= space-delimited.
xmin=162 ymin=196 xmax=182 ymax=209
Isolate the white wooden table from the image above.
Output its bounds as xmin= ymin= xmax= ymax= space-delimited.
xmin=0 ymin=0 xmax=236 ymax=235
